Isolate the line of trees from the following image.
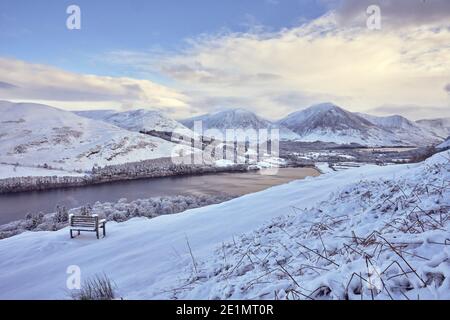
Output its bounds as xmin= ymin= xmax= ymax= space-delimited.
xmin=0 ymin=194 xmax=233 ymax=239
xmin=0 ymin=157 xmax=253 ymax=194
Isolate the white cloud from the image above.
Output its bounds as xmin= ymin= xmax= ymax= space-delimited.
xmin=137 ymin=12 xmax=450 ymax=119
xmin=2 ymin=6 xmax=450 ymax=121
xmin=0 ymin=57 xmax=192 ymax=117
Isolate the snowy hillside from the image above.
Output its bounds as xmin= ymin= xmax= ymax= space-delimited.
xmin=176 ymin=152 xmax=450 ymax=300
xmin=0 ymin=163 xmax=85 ymax=179
xmin=181 ymin=108 xmax=300 ymax=141
xmin=0 ymin=101 xmax=186 ymax=173
xmin=278 ymin=103 xmax=405 ymax=146
xmin=77 ymin=109 xmax=195 ymax=138
xmin=358 ymin=113 xmax=439 ymax=146
xmin=74 ymin=109 xmax=116 ymax=120
xmin=438 ymin=137 xmax=450 ymax=149
xmin=181 ymin=108 xmax=272 ymax=130
xmin=0 ymin=150 xmax=448 ymax=299
xmin=416 ymin=118 xmax=450 ymax=140
xmin=76 ymin=105 xmax=445 ymax=147
xmin=359 ymin=114 xmax=417 ymax=130
xmin=181 ymin=104 xmax=445 ymax=146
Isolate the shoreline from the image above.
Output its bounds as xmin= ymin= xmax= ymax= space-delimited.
xmin=0 ymin=163 xmax=253 ymax=195
xmin=0 ymin=156 xmax=319 ymax=195
xmin=0 ymin=193 xmax=236 ymax=240
xmin=0 ymin=166 xmax=320 ymax=239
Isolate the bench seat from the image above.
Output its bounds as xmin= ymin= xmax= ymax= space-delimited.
xmin=69 ymin=214 xmax=106 ymax=239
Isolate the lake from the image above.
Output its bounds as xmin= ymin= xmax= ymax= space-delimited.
xmin=0 ymin=167 xmax=320 ymax=225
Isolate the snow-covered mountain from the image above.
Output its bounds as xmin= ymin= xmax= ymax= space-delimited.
xmin=0 ymin=101 xmax=186 ymax=172
xmin=438 ymin=137 xmax=450 ymax=149
xmin=181 ymin=108 xmax=300 ymax=141
xmin=278 ymin=103 xmax=404 ymax=146
xmin=74 ymin=109 xmax=116 ymax=120
xmin=77 ymin=109 xmax=194 ymax=138
xmin=416 ymin=118 xmax=450 ymax=140
xmin=181 ymin=104 xmax=445 ymax=146
xmin=72 ymin=104 xmax=448 ymax=147
xmin=181 ymin=108 xmax=272 ymax=130
xmin=359 ymin=113 xmax=417 ymax=130
xmin=357 ymin=113 xmax=439 ymax=145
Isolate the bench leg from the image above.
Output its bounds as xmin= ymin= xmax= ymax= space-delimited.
xmin=103 ymin=224 xmax=106 ymax=237
xmin=70 ymin=229 xmax=73 ymax=239
xmin=78 ymin=230 xmax=80 ymax=236
xmin=96 ymin=228 xmax=99 ymax=239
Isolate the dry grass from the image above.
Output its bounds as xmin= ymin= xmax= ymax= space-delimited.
xmin=71 ymin=273 xmax=117 ymax=300
xmin=164 ymin=157 xmax=449 ymax=300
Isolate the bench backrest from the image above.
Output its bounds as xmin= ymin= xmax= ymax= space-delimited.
xmin=69 ymin=215 xmax=98 ymax=228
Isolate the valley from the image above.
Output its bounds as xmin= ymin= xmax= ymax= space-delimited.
xmin=0 ymin=100 xmax=449 ymax=300
xmin=1 ymin=101 xmax=448 ymax=194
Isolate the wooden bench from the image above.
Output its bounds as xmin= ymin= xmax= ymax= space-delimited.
xmin=69 ymin=214 xmax=106 ymax=239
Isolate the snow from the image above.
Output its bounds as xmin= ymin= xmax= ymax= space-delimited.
xmin=0 ymin=101 xmax=191 ymax=174
xmin=359 ymin=113 xmax=416 ymax=130
xmin=77 ymin=109 xmax=195 ymax=138
xmin=181 ymin=108 xmax=273 ymax=131
xmin=73 ymin=109 xmax=116 ymax=120
xmin=1 ymin=150 xmax=448 ymax=300
xmin=358 ymin=113 xmax=438 ymax=146
xmin=438 ymin=138 xmax=450 ymax=149
xmin=416 ymin=118 xmax=450 ymax=140
xmin=0 ymin=164 xmax=85 ymax=179
xmin=181 ymin=108 xmax=300 ymax=141
xmin=214 ymin=156 xmax=285 ymax=170
xmin=0 ymin=194 xmax=233 ymax=239
xmin=71 ymin=104 xmax=446 ymax=148
xmin=214 ymin=159 xmax=235 ymax=167
xmin=255 ymin=156 xmax=286 ymax=169
xmin=279 ymin=103 xmax=342 ymax=125
xmin=294 ymin=151 xmax=354 ymax=161
xmin=278 ymin=103 xmax=442 ymax=146
xmin=297 ymin=129 xmax=389 ymax=145
xmin=314 ymin=162 xmax=334 ymax=174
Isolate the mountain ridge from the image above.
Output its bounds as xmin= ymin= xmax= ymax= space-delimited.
xmin=0 ymin=101 xmax=187 ymax=172
xmin=76 ymin=108 xmax=194 ymax=137
xmin=180 ymin=108 xmax=300 ymax=141
xmin=180 ymin=103 xmax=447 ymax=146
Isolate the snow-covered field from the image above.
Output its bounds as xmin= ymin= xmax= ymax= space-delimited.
xmin=0 ymin=164 xmax=85 ymax=179
xmin=0 ymin=151 xmax=448 ymax=300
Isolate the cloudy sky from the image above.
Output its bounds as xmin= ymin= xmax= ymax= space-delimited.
xmin=0 ymin=0 xmax=449 ymax=120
